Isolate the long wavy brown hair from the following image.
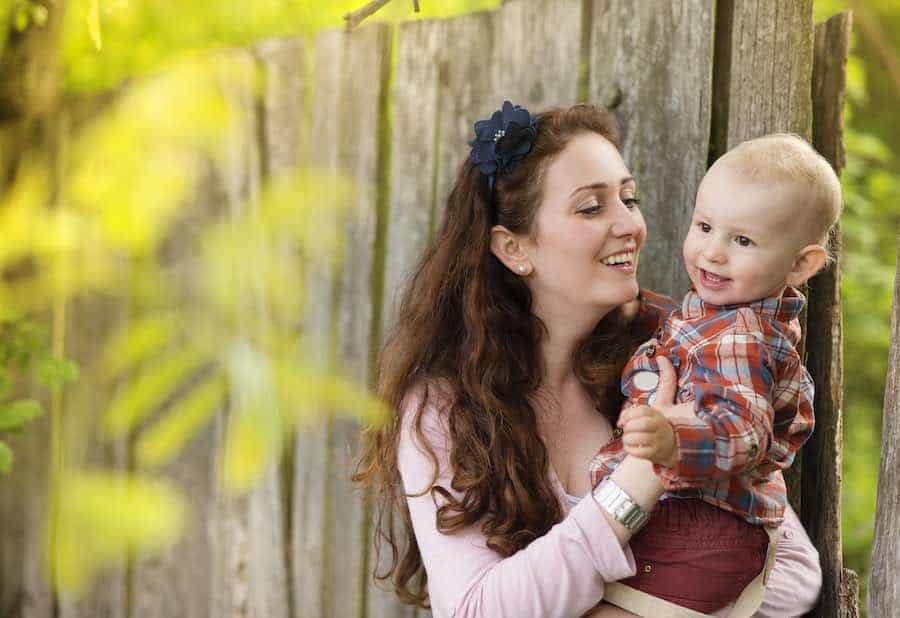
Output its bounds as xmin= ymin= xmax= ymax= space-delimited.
xmin=354 ymin=104 xmax=653 ymax=608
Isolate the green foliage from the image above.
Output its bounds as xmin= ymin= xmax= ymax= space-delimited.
xmin=0 ymin=318 xmax=77 ymax=474
xmin=53 ymin=471 xmax=186 ymax=594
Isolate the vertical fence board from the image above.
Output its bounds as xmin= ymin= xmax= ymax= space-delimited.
xmin=588 ymin=0 xmax=714 ymax=298
xmin=58 ymin=295 xmax=129 ymax=618
xmin=0 ymin=413 xmax=54 ymax=618
xmin=209 ymin=50 xmax=290 ymax=618
xmin=382 ymin=19 xmax=442 ymax=322
xmin=493 ymin=0 xmax=581 ymax=109
xmin=327 ymin=24 xmax=391 ymax=618
xmin=870 ymin=228 xmax=900 ymax=617
xmin=293 ymin=29 xmax=343 ymax=618
xmin=714 ymin=0 xmax=814 ymax=148
xmin=434 ymin=10 xmax=497 ymax=226
xmin=805 ymin=12 xmax=857 ymax=618
xmin=256 ymin=34 xmax=310 ymax=618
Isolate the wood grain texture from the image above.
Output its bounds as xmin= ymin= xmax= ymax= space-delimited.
xmin=869 ymin=229 xmax=900 ymax=617
xmin=382 ymin=18 xmax=442 ymax=323
xmin=58 ymin=295 xmax=129 ymax=618
xmin=0 ymin=413 xmax=54 ymax=618
xmin=292 ymin=28 xmax=344 ymax=618
xmin=588 ymin=0 xmax=715 ymax=297
xmin=803 ymin=12 xmax=856 ymax=618
xmin=714 ymin=0 xmax=815 ymax=148
xmin=256 ymin=37 xmax=309 ymax=177
xmin=328 ymin=23 xmax=391 ymax=618
xmin=209 ymin=50 xmax=290 ymax=618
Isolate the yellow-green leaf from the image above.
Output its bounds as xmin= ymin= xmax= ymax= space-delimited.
xmin=104 ymin=344 xmax=212 ymax=437
xmin=135 ymin=373 xmax=227 ymax=468
xmin=0 ymin=399 xmax=44 ymax=431
xmin=100 ymin=311 xmax=179 ymax=377
xmin=53 ymin=471 xmax=185 ymax=593
xmin=87 ymin=0 xmax=102 ymax=50
xmin=0 ymin=441 xmax=12 ymax=474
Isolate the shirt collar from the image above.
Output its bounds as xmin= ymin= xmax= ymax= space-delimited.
xmin=681 ymin=286 xmax=807 ymax=322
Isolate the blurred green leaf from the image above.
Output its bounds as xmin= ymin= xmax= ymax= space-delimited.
xmin=87 ymin=0 xmax=102 ymax=49
xmin=0 ymin=440 xmax=12 ymax=474
xmin=135 ymin=372 xmax=226 ymax=467
xmin=35 ymin=356 xmax=79 ymax=389
xmin=100 ymin=311 xmax=178 ymax=377
xmin=0 ymin=399 xmax=43 ymax=431
xmin=103 ymin=343 xmax=213 ymax=437
xmin=54 ymin=471 xmax=186 ymax=593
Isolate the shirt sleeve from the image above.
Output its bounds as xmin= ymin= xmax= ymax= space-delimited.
xmin=657 ymin=315 xmax=777 ymax=486
xmin=756 ymin=504 xmax=822 ymax=616
xmin=398 ymin=389 xmax=637 ymax=618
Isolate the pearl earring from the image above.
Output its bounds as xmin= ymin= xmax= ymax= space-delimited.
xmin=517 ymin=264 xmax=527 ymax=274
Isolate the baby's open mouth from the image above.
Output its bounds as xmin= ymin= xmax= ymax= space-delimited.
xmin=700 ymin=268 xmax=731 ymax=286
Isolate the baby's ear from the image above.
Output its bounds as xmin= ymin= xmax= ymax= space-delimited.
xmin=786 ymin=244 xmax=828 ymax=287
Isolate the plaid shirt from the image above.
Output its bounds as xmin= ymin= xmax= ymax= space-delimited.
xmin=589 ymin=287 xmax=815 ymax=526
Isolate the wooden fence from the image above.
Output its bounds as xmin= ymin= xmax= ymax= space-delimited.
xmin=0 ymin=1 xmax=863 ymax=616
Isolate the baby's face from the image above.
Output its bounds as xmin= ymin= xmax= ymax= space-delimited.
xmin=683 ymin=164 xmax=806 ymax=306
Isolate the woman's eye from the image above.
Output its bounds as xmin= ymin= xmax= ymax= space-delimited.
xmin=578 ymin=202 xmax=602 ymax=215
xmin=623 ymin=197 xmax=641 ymax=209
xmin=736 ymin=235 xmax=753 ymax=247
xmin=699 ymin=222 xmax=711 ymax=233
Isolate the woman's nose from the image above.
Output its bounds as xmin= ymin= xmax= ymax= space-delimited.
xmin=612 ymin=204 xmax=641 ymax=237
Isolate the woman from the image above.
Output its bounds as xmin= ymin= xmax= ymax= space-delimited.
xmin=355 ymin=103 xmax=821 ymax=617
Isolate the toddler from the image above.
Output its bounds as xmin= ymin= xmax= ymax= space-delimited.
xmin=590 ymin=134 xmax=841 ymax=616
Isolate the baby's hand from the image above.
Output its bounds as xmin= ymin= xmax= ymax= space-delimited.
xmin=618 ymin=405 xmax=678 ymax=468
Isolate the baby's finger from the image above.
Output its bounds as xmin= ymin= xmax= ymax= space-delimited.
xmin=618 ymin=405 xmax=652 ymax=428
xmin=622 ymin=431 xmax=657 ymax=448
xmin=624 ymin=444 xmax=658 ymax=460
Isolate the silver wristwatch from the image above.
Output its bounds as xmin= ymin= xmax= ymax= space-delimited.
xmin=591 ymin=478 xmax=650 ymax=533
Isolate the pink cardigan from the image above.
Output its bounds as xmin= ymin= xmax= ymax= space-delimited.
xmin=398 ymin=388 xmax=822 ymax=618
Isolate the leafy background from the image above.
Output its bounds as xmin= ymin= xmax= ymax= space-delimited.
xmin=0 ymin=0 xmax=897 ymax=613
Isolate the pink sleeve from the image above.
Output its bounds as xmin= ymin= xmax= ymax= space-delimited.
xmin=398 ymin=389 xmax=637 ymax=618
xmin=755 ymin=503 xmax=822 ymax=616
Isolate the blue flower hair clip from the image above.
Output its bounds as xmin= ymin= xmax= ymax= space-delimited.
xmin=468 ymin=100 xmax=539 ymax=200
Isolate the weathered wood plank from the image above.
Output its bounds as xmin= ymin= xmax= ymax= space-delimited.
xmin=804 ymin=12 xmax=856 ymax=618
xmin=870 ymin=228 xmax=900 ymax=617
xmin=256 ymin=37 xmax=310 ymax=177
xmin=382 ymin=18 xmax=442 ymax=323
xmin=293 ymin=28 xmax=343 ymax=618
xmin=0 ymin=412 xmax=54 ymax=618
xmin=58 ymin=295 xmax=129 ymax=618
xmin=325 ymin=23 xmax=391 ymax=618
xmin=588 ymin=0 xmax=715 ymax=297
xmin=433 ymin=9 xmax=497 ymax=227
xmin=492 ymin=0 xmax=581 ymax=110
xmin=209 ymin=50 xmax=290 ymax=618
xmin=713 ymin=0 xmax=814 ymax=149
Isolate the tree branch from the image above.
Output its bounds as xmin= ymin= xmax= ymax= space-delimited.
xmin=343 ymin=0 xmax=392 ymax=31
xmin=343 ymin=0 xmax=419 ymax=31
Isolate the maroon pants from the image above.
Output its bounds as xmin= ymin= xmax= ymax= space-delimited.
xmin=621 ymin=497 xmax=769 ymax=614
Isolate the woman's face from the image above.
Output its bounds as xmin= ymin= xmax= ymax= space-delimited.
xmin=523 ymin=132 xmax=646 ymax=323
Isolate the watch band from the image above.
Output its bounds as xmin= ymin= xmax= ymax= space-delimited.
xmin=591 ymin=478 xmax=650 ymax=533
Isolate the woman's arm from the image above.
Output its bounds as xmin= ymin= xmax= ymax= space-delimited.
xmin=399 ymin=391 xmax=662 ymax=618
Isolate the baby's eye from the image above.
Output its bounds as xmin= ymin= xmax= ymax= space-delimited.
xmin=698 ymin=222 xmax=711 ymax=233
xmin=623 ymin=197 xmax=641 ymax=209
xmin=735 ymin=235 xmax=754 ymax=247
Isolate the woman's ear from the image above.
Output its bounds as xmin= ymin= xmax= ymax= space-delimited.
xmin=490 ymin=225 xmax=532 ymax=276
xmin=786 ymin=244 xmax=828 ymax=287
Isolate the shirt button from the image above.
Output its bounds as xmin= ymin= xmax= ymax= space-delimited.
xmin=644 ymin=345 xmax=656 ymax=357
xmin=643 ymin=564 xmax=652 ymax=573
xmin=748 ymin=444 xmax=759 ymax=457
